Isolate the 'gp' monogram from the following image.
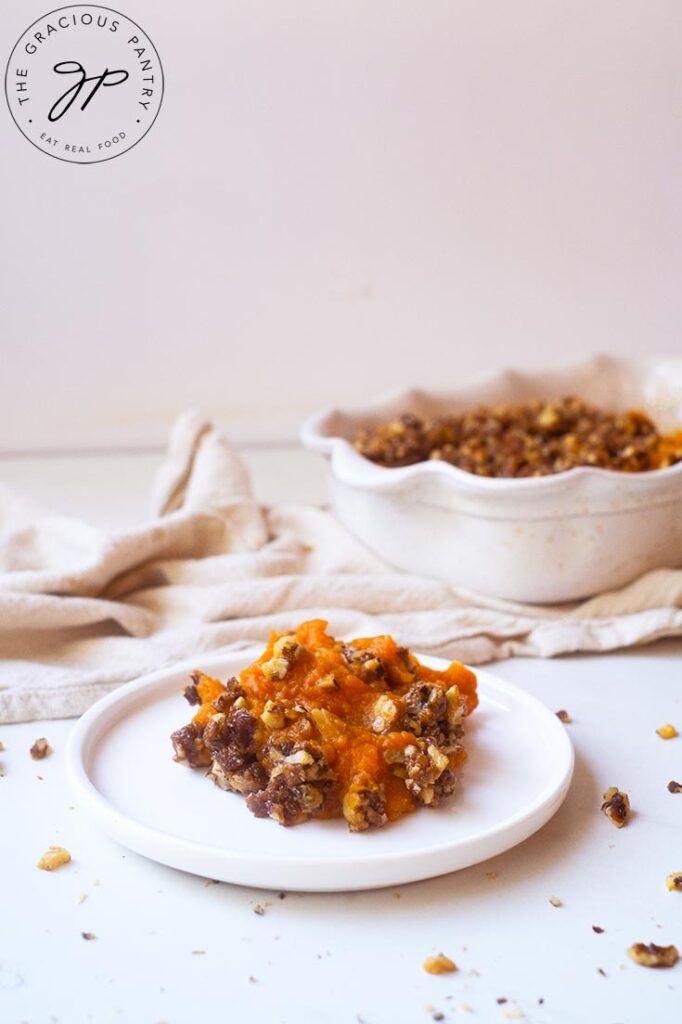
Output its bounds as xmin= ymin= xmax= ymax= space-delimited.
xmin=48 ymin=61 xmax=129 ymax=121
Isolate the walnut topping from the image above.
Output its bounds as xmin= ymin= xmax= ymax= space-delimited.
xmin=261 ymin=636 xmax=303 ymax=680
xmin=354 ymin=397 xmax=682 ymax=477
xmin=342 ymin=777 xmax=387 ymax=832
xmin=666 ymin=872 xmax=682 ymax=892
xmin=30 ymin=737 xmax=52 ymax=760
xmin=601 ymin=787 xmax=630 ymax=828
xmin=261 ymin=657 xmax=290 ymax=681
xmin=667 ymin=780 xmax=682 ymax=794
xmin=555 ymin=709 xmax=572 ymax=724
xmin=656 ymin=723 xmax=678 ymax=740
xmin=423 ymin=954 xmax=457 ymax=975
xmin=260 ymin=700 xmax=286 ymax=730
xmin=37 ymin=846 xmax=71 ymax=871
xmin=371 ymin=694 xmax=400 ymax=733
xmin=183 ymin=682 xmax=201 ymax=706
xmin=627 ymin=943 xmax=680 ymax=968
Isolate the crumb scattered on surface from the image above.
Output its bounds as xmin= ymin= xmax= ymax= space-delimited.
xmin=497 ymin=997 xmax=508 ymax=1004
xmin=249 ymin=975 xmax=257 ymax=983
xmin=81 ymin=932 xmax=96 ymax=941
xmin=37 ymin=846 xmax=71 ymax=871
xmin=665 ymin=873 xmax=682 ymax=892
xmin=503 ymin=1008 xmax=524 ymax=1020
xmin=656 ymin=724 xmax=678 ymax=740
xmin=601 ymin=787 xmax=630 ymax=828
xmin=253 ymin=904 xmax=265 ymax=916
xmin=592 ymin=925 xmax=604 ymax=934
xmin=597 ymin=968 xmax=606 ymax=977
xmin=432 ymin=1013 xmax=445 ymax=1022
xmin=30 ymin=737 xmax=52 ymax=760
xmin=77 ymin=893 xmax=88 ymax=905
xmin=667 ymin=780 xmax=682 ymax=794
xmin=191 ymin=950 xmax=205 ymax=955
xmin=555 ymin=710 xmax=572 ymax=724
xmin=203 ymin=879 xmax=220 ymax=886
xmin=0 ymin=740 xmax=4 ymax=751
xmin=485 ymin=871 xmax=498 ymax=880
xmin=627 ymin=943 xmax=679 ymax=968
xmin=423 ymin=954 xmax=457 ymax=975
xmin=548 ymin=896 xmax=562 ymax=907
xmin=278 ymin=891 xmax=286 ymax=900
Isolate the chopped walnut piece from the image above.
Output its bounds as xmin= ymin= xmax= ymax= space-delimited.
xmin=627 ymin=942 xmax=679 ymax=968
xmin=30 ymin=737 xmax=52 ymax=760
xmin=601 ymin=787 xmax=630 ymax=828
xmin=592 ymin=925 xmax=605 ymax=934
xmin=253 ymin=904 xmax=265 ymax=916
xmin=555 ymin=709 xmax=572 ymax=724
xmin=423 ymin=954 xmax=457 ymax=975
xmin=666 ymin=873 xmax=682 ymax=892
xmin=548 ymin=896 xmax=562 ymax=907
xmin=81 ymin=932 xmax=96 ymax=941
xmin=37 ymin=846 xmax=71 ymax=871
xmin=656 ymin=724 xmax=678 ymax=740
xmin=668 ymin=780 xmax=682 ymax=793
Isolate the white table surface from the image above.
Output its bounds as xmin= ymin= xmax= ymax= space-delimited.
xmin=2 ymin=448 xmax=681 ymax=1024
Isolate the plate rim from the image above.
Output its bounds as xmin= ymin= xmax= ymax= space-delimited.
xmin=66 ymin=650 xmax=574 ymax=885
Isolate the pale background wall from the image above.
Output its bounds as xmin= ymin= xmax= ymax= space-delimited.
xmin=1 ymin=0 xmax=680 ymax=452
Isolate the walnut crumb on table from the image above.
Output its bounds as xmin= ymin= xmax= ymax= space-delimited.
xmin=423 ymin=954 xmax=457 ymax=975
xmin=555 ymin=710 xmax=572 ymax=724
xmin=666 ymin=873 xmax=682 ymax=892
xmin=656 ymin=724 xmax=678 ymax=740
xmin=30 ymin=737 xmax=52 ymax=760
xmin=627 ymin=943 xmax=680 ymax=968
xmin=37 ymin=846 xmax=71 ymax=871
xmin=253 ymin=904 xmax=265 ymax=916
xmin=592 ymin=925 xmax=605 ymax=934
xmin=667 ymin=780 xmax=682 ymax=793
xmin=601 ymin=787 xmax=630 ymax=828
xmin=548 ymin=896 xmax=562 ymax=907
xmin=81 ymin=932 xmax=96 ymax=941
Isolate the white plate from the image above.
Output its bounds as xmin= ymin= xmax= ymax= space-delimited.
xmin=67 ymin=651 xmax=574 ymax=892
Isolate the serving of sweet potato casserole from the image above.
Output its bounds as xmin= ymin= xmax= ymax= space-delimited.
xmin=171 ymin=619 xmax=477 ymax=831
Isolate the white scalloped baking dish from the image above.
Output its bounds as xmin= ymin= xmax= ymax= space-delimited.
xmin=301 ymin=356 xmax=682 ymax=603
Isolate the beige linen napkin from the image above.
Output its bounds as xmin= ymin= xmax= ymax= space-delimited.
xmin=1 ymin=411 xmax=681 ymax=724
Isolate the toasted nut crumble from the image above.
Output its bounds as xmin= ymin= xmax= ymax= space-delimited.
xmin=555 ymin=710 xmax=572 ymax=724
xmin=81 ymin=932 xmax=96 ymax=941
xmin=549 ymin=896 xmax=562 ymax=907
xmin=354 ymin=398 xmax=682 ymax=477
xmin=253 ymin=904 xmax=265 ymax=916
xmin=668 ymin=780 xmax=682 ymax=794
xmin=423 ymin=954 xmax=457 ymax=975
xmin=666 ymin=873 xmax=682 ymax=892
xmin=601 ymin=787 xmax=630 ymax=828
xmin=627 ymin=942 xmax=679 ymax=968
xmin=30 ymin=737 xmax=52 ymax=760
xmin=37 ymin=846 xmax=71 ymax=871
xmin=656 ymin=724 xmax=678 ymax=740
xmin=592 ymin=925 xmax=605 ymax=934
